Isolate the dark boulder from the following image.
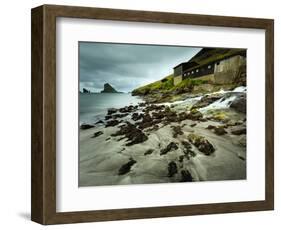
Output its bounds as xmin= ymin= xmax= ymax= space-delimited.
xmin=180 ymin=170 xmax=193 ymax=182
xmin=172 ymin=126 xmax=183 ymax=138
xmin=206 ymin=125 xmax=216 ymax=130
xmin=118 ymin=158 xmax=136 ymax=175
xmin=190 ymin=123 xmax=197 ymax=127
xmin=214 ymin=127 xmax=227 ymax=135
xmin=132 ymin=112 xmax=143 ymax=121
xmin=188 ymin=134 xmax=215 ymax=155
xmin=80 ymin=124 xmax=95 ymax=130
xmin=113 ymin=113 xmax=129 ymax=119
xmin=186 ymin=109 xmax=203 ymax=121
xmin=160 ymin=142 xmax=178 ymax=155
xmin=91 ymin=131 xmax=103 ymax=138
xmin=167 ymin=161 xmax=178 ymax=177
xmin=230 ymin=94 xmax=246 ymax=113
xmin=191 ymin=94 xmax=223 ymax=110
xmin=119 ymin=105 xmax=136 ymax=113
xmin=231 ymin=127 xmax=246 ymax=135
xmin=181 ymin=141 xmax=196 ymax=158
xmin=107 ymin=108 xmax=118 ymax=115
xmin=144 ymin=149 xmax=154 ymax=155
xmin=105 ymin=115 xmax=112 ymax=120
xmin=95 ymin=120 xmax=104 ymax=125
xmin=177 ymin=112 xmax=189 ymax=122
xmin=111 ymin=122 xmax=148 ymax=146
xmin=105 ymin=119 xmax=120 ymax=127
xmin=179 ymin=155 xmax=185 ymax=162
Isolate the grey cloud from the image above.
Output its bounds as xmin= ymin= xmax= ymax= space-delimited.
xmin=79 ymin=42 xmax=201 ymax=92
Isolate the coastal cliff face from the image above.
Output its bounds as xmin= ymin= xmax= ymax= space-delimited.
xmin=101 ymin=83 xmax=118 ymax=93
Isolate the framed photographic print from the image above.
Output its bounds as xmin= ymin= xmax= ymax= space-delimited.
xmin=31 ymin=4 xmax=274 ymax=225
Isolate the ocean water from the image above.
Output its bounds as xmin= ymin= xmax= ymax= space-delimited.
xmin=80 ymin=93 xmax=143 ymax=125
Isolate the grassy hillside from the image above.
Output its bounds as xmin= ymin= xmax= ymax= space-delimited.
xmin=132 ymin=74 xmax=209 ymax=96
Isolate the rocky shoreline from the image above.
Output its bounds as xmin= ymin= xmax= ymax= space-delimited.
xmin=79 ymin=87 xmax=246 ymax=186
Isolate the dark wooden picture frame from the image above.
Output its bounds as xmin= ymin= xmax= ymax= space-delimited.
xmin=31 ymin=4 xmax=274 ymax=225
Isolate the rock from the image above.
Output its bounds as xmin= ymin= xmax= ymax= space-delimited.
xmin=167 ymin=161 xmax=178 ymax=177
xmin=191 ymin=94 xmax=223 ymax=109
xmin=138 ymin=102 xmax=147 ymax=107
xmin=177 ymin=112 xmax=189 ymax=122
xmin=113 ymin=113 xmax=129 ymax=119
xmin=91 ymin=131 xmax=103 ymax=138
xmin=230 ymin=94 xmax=246 ymax=113
xmin=206 ymin=125 xmax=216 ymax=130
xmin=105 ymin=119 xmax=120 ymax=127
xmin=162 ymin=107 xmax=178 ymax=123
xmin=172 ymin=126 xmax=183 ymax=138
xmin=152 ymin=111 xmax=165 ymax=120
xmin=95 ymin=120 xmax=104 ymax=125
xmin=119 ymin=105 xmax=137 ymax=113
xmin=181 ymin=141 xmax=192 ymax=151
xmin=101 ymin=83 xmax=119 ymax=93
xmin=214 ymin=127 xmax=227 ymax=135
xmin=142 ymin=113 xmax=153 ymax=122
xmin=107 ymin=108 xmax=118 ymax=115
xmin=190 ymin=123 xmax=197 ymax=127
xmin=211 ymin=111 xmax=230 ymax=123
xmin=181 ymin=141 xmax=196 ymax=157
xmin=143 ymin=104 xmax=165 ymax=113
xmin=136 ymin=113 xmax=163 ymax=130
xmin=132 ymin=112 xmax=143 ymax=121
xmin=126 ymin=130 xmax=147 ymax=146
xmin=160 ymin=142 xmax=178 ymax=155
xmin=118 ymin=158 xmax=136 ymax=175
xmin=226 ymin=120 xmax=241 ymax=126
xmin=105 ymin=115 xmax=112 ymax=120
xmin=144 ymin=149 xmax=154 ymax=155
xmin=188 ymin=134 xmax=215 ymax=155
xmin=82 ymin=88 xmax=90 ymax=93
xmin=111 ymin=122 xmax=148 ymax=146
xmin=180 ymin=170 xmax=193 ymax=182
xmin=80 ymin=124 xmax=95 ymax=130
xmin=238 ymin=155 xmax=246 ymax=161
xmin=179 ymin=155 xmax=185 ymax=162
xmin=186 ymin=109 xmax=203 ymax=121
xmin=231 ymin=127 xmax=246 ymax=135
xmin=146 ymin=125 xmax=160 ymax=132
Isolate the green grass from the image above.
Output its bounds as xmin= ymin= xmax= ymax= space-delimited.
xmin=132 ymin=74 xmax=209 ymax=96
xmin=172 ymin=78 xmax=209 ymax=90
xmin=132 ymin=74 xmax=174 ymax=95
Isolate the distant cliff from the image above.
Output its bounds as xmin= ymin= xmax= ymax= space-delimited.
xmin=101 ymin=83 xmax=121 ymax=93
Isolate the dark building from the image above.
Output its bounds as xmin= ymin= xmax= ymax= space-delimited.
xmin=173 ymin=48 xmax=246 ymax=85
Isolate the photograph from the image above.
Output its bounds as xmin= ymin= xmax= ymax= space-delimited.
xmin=79 ymin=42 xmax=247 ymax=186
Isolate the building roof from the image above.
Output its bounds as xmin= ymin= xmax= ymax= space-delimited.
xmin=173 ymin=48 xmax=246 ymax=72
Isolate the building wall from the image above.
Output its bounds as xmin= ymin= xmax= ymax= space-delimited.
xmin=214 ymin=55 xmax=246 ymax=84
xmin=195 ymin=73 xmax=215 ymax=83
xmin=173 ymin=75 xmax=183 ymax=85
xmin=173 ymin=65 xmax=182 ymax=77
xmin=173 ymin=55 xmax=246 ymax=86
xmin=182 ymin=63 xmax=215 ymax=79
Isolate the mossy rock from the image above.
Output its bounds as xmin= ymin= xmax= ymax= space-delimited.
xmin=187 ymin=133 xmax=215 ymax=155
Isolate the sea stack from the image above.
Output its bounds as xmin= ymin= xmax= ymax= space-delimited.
xmin=101 ymin=83 xmax=118 ymax=93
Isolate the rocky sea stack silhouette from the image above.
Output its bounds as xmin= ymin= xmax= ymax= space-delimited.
xmin=101 ymin=83 xmax=121 ymax=93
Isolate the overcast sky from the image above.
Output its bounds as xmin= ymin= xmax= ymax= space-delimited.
xmin=79 ymin=42 xmax=201 ymax=93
